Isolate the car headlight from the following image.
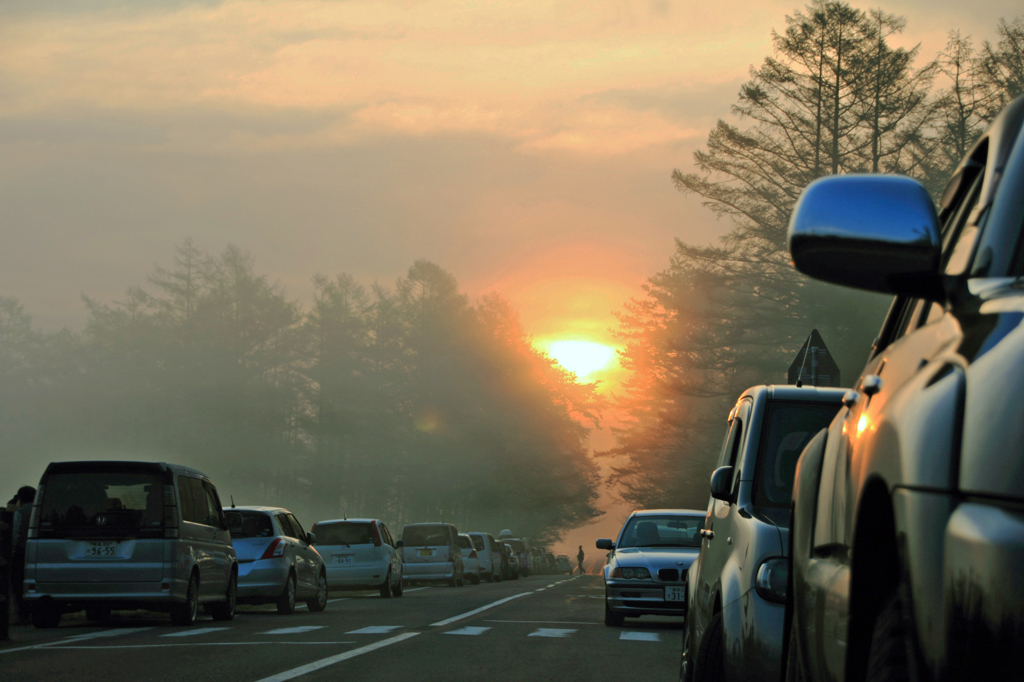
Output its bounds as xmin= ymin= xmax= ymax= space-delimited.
xmin=610 ymin=566 xmax=651 ymax=579
xmin=754 ymin=557 xmax=788 ymax=603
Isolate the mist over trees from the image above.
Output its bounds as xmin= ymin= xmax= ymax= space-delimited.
xmin=608 ymin=3 xmax=1024 ymax=509
xmin=0 ymin=244 xmax=603 ymax=546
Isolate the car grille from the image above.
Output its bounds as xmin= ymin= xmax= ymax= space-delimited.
xmin=658 ymin=568 xmax=679 ymax=581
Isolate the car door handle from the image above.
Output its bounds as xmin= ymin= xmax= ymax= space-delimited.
xmin=700 ymin=530 xmax=714 ymax=540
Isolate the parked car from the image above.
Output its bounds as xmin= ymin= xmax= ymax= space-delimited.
xmin=456 ymin=533 xmax=481 ymax=584
xmin=783 ymin=96 xmax=1024 ymax=681
xmin=224 ymin=506 xmax=327 ymax=614
xmin=22 ymin=460 xmax=238 ymax=628
xmin=466 ymin=532 xmax=502 ymax=582
xmin=597 ymin=509 xmax=704 ymax=626
xmin=310 ymin=518 xmax=403 ymax=597
xmin=681 ymin=385 xmax=845 ymax=681
xmin=503 ymin=543 xmax=520 ymax=579
xmin=555 ymin=554 xmax=573 ymax=573
xmin=401 ymin=522 xmax=464 ymax=586
xmin=544 ymin=552 xmax=556 ymax=574
xmin=499 ymin=536 xmax=532 ymax=576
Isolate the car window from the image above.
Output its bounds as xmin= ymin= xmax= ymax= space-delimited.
xmin=943 ymin=169 xmax=987 ymax=275
xmin=276 ymin=513 xmax=296 ymax=538
xmin=379 ymin=523 xmax=393 ymax=547
xmin=184 ymin=478 xmax=209 ymax=525
xmin=37 ymin=471 xmax=165 ymax=536
xmin=316 ymin=522 xmax=372 ymax=545
xmin=456 ymin=535 xmax=472 ymax=549
xmin=202 ymin=482 xmax=224 ymax=529
xmin=287 ymin=514 xmax=307 ymax=541
xmin=402 ymin=524 xmax=450 ymax=546
xmin=616 ymin=515 xmax=704 ymax=549
xmin=470 ymin=535 xmax=485 ymax=551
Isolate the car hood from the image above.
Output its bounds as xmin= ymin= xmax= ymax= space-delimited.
xmin=607 ymin=546 xmax=701 ymax=576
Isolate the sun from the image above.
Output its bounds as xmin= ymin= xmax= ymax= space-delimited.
xmin=547 ymin=340 xmax=615 ymax=379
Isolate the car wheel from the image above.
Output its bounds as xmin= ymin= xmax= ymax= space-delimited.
xmin=679 ymin=617 xmax=692 ymax=682
xmin=393 ymin=571 xmax=404 ymax=597
xmin=488 ymin=570 xmax=496 ymax=583
xmin=32 ymin=601 xmax=62 ymax=629
xmin=379 ymin=569 xmax=393 ymax=598
xmin=86 ymin=606 xmax=111 ymax=622
xmin=457 ymin=568 xmax=465 ymax=587
xmin=276 ymin=571 xmax=297 ymax=614
xmin=171 ymin=573 xmax=199 ymax=626
xmin=693 ymin=611 xmax=724 ymax=682
xmin=604 ymin=598 xmax=625 ymax=627
xmin=865 ymin=592 xmax=910 ymax=682
xmin=210 ymin=571 xmax=237 ymax=621
xmin=307 ymin=571 xmax=328 ymax=612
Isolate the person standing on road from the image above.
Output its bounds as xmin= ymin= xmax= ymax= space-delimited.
xmin=576 ymin=545 xmax=585 ymax=575
xmin=11 ymin=486 xmax=36 ymax=624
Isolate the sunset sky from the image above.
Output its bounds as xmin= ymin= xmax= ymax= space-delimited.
xmin=1 ymin=0 xmax=1018 ymax=543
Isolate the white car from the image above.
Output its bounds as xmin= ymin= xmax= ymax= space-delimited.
xmin=466 ymin=532 xmax=502 ymax=582
xmin=457 ymin=533 xmax=481 ymax=584
xmin=312 ymin=518 xmax=404 ymax=597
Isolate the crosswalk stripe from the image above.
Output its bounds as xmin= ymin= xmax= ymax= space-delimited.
xmin=619 ymin=631 xmax=661 ymax=642
xmin=160 ymin=627 xmax=229 ymax=638
xmin=527 ymin=628 xmax=577 ymax=638
xmin=346 ymin=625 xmax=403 ymax=635
xmin=444 ymin=626 xmax=491 ymax=636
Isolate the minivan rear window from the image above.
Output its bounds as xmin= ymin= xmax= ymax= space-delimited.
xmin=469 ymin=535 xmax=485 ymax=551
xmin=402 ymin=524 xmax=450 ymax=547
xmin=39 ymin=472 xmax=166 ymax=538
xmin=316 ymin=522 xmax=372 ymax=546
xmin=456 ymin=535 xmax=472 ymax=549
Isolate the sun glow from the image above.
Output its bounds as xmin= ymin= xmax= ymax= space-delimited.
xmin=547 ymin=340 xmax=615 ymax=379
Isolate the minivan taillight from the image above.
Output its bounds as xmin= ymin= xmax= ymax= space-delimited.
xmin=163 ymin=484 xmax=179 ymax=538
xmin=371 ymin=521 xmax=383 ymax=547
xmin=261 ymin=538 xmax=285 ymax=560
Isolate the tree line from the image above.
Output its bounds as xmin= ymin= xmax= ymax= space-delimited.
xmin=0 ymin=244 xmax=603 ymax=546
xmin=607 ymin=3 xmax=1024 ymax=508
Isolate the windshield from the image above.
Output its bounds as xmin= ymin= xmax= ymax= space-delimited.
xmin=39 ymin=472 xmax=165 ymax=538
xmin=753 ymin=401 xmax=841 ymax=524
xmin=314 ymin=522 xmax=373 ymax=546
xmin=402 ymin=525 xmax=451 ymax=547
xmin=617 ymin=515 xmax=704 ymax=549
xmin=224 ymin=511 xmax=274 ymax=539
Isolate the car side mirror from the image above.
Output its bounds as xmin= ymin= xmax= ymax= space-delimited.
xmin=396 ymin=540 xmax=404 ymax=548
xmin=710 ymin=466 xmax=735 ymax=501
xmin=306 ymin=532 xmax=316 ymax=545
xmin=788 ymin=175 xmax=943 ymax=300
xmin=596 ymin=538 xmax=615 ymax=551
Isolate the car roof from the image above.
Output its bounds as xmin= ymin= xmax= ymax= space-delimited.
xmin=628 ymin=509 xmax=705 ymax=517
xmin=43 ymin=460 xmax=212 ymax=480
xmin=314 ymin=518 xmax=376 ymax=525
xmin=228 ymin=506 xmax=289 ymax=514
xmin=738 ymin=384 xmax=847 ymax=403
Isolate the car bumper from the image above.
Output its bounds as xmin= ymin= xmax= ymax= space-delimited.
xmin=403 ymin=563 xmax=455 ymax=581
xmin=325 ymin=561 xmax=390 ymax=589
xmin=237 ymin=558 xmax=291 ymax=598
xmin=605 ymin=581 xmax=688 ymax=617
xmin=22 ymin=579 xmax=183 ymax=607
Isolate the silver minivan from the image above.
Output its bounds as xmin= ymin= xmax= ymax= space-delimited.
xmin=401 ymin=522 xmax=464 ymax=586
xmin=22 ymin=460 xmax=238 ymax=628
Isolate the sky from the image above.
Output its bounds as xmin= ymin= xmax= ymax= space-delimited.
xmin=1 ymin=0 xmax=1019 ymax=548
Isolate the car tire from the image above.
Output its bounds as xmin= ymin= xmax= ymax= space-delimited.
xmin=86 ymin=606 xmax=111 ymax=623
xmin=380 ymin=570 xmax=394 ymax=598
xmin=679 ymin=618 xmax=692 ymax=682
xmin=457 ymin=568 xmax=465 ymax=587
xmin=448 ymin=572 xmax=458 ymax=587
xmin=604 ymin=598 xmax=625 ymax=627
xmin=32 ymin=601 xmax=62 ymax=629
xmin=171 ymin=573 xmax=199 ymax=626
xmin=276 ymin=571 xmax=297 ymax=614
xmin=693 ymin=611 xmax=725 ymax=682
xmin=307 ymin=570 xmax=328 ymax=612
xmin=211 ymin=572 xmax=237 ymax=621
xmin=393 ymin=571 xmax=404 ymax=597
xmin=488 ymin=570 xmax=496 ymax=583
xmin=865 ymin=592 xmax=910 ymax=682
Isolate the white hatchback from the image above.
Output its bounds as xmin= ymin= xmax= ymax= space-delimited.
xmin=466 ymin=532 xmax=503 ymax=582
xmin=312 ymin=519 xmax=404 ymax=597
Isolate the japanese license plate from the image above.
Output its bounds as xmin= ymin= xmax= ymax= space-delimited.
xmin=85 ymin=541 xmax=117 ymax=558
xmin=333 ymin=555 xmax=353 ymax=565
xmin=665 ymin=586 xmax=686 ymax=602
xmin=418 ymin=549 xmax=434 ymax=557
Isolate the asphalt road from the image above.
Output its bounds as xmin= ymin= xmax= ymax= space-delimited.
xmin=0 ymin=574 xmax=683 ymax=682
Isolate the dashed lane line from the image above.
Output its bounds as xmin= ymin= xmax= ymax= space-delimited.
xmin=41 ymin=641 xmax=358 ymax=649
xmin=528 ymin=628 xmax=577 ymax=638
xmin=161 ymin=627 xmax=230 ymax=638
xmin=620 ymin=631 xmax=662 ymax=642
xmin=428 ymin=592 xmax=534 ymax=627
xmin=0 ymin=627 xmax=154 ymax=655
xmin=264 ymin=626 xmax=328 ymax=635
xmin=346 ymin=626 xmax=403 ymax=635
xmin=443 ymin=626 xmax=491 ymax=636
xmin=253 ymin=632 xmax=420 ymax=682
xmin=484 ymin=620 xmax=600 ymax=626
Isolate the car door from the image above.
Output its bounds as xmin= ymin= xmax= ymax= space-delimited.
xmin=180 ymin=477 xmax=217 ymax=597
xmin=697 ymin=398 xmax=751 ymax=627
xmin=287 ymin=513 xmax=318 ymax=594
xmin=380 ymin=522 xmax=400 ymax=580
xmin=200 ymin=480 xmax=230 ymax=597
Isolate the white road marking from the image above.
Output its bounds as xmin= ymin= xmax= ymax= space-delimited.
xmin=264 ymin=626 xmax=327 ymax=635
xmin=528 ymin=628 xmax=577 ymax=638
xmin=429 ymin=592 xmax=533 ymax=627
xmin=444 ymin=626 xmax=491 ymax=636
xmin=403 ymin=587 xmax=430 ymax=592
xmin=42 ymin=641 xmax=357 ymax=649
xmin=160 ymin=627 xmax=229 ymax=638
xmin=0 ymin=628 xmax=154 ymax=655
xmin=620 ymin=631 xmax=662 ymax=642
xmin=346 ymin=625 xmax=403 ymax=634
xmin=484 ymin=620 xmax=600 ymax=625
xmin=253 ymin=632 xmax=420 ymax=682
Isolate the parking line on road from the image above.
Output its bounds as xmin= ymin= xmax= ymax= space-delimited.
xmin=403 ymin=587 xmax=430 ymax=592
xmin=620 ymin=632 xmax=661 ymax=642
xmin=253 ymin=632 xmax=420 ymax=682
xmin=429 ymin=592 xmax=533 ymax=627
xmin=484 ymin=620 xmax=600 ymax=626
xmin=528 ymin=628 xmax=577 ymax=638
xmin=42 ymin=641 xmax=358 ymax=649
xmin=264 ymin=626 xmax=328 ymax=635
xmin=161 ymin=627 xmax=229 ymax=638
xmin=0 ymin=627 xmax=154 ymax=655
xmin=444 ymin=626 xmax=491 ymax=636
xmin=346 ymin=625 xmax=403 ymax=634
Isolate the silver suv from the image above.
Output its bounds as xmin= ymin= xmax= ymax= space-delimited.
xmin=22 ymin=460 xmax=238 ymax=628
